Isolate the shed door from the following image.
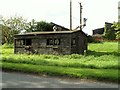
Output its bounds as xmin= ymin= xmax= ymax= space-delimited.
xmin=77 ymin=36 xmax=84 ymax=55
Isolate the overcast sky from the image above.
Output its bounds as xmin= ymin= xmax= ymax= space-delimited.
xmin=0 ymin=0 xmax=119 ymax=35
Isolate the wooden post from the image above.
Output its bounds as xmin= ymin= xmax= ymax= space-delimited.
xmin=70 ymin=0 xmax=72 ymax=30
xmin=79 ymin=2 xmax=82 ymax=30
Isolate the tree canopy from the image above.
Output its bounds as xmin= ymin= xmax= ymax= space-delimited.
xmin=104 ymin=23 xmax=116 ymax=40
xmin=36 ymin=21 xmax=53 ymax=31
xmin=0 ymin=16 xmax=54 ymax=44
xmin=26 ymin=20 xmax=53 ymax=32
xmin=0 ymin=15 xmax=28 ymax=44
xmin=112 ymin=22 xmax=120 ymax=39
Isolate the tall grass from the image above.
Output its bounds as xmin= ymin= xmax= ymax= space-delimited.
xmin=2 ymin=54 xmax=119 ymax=69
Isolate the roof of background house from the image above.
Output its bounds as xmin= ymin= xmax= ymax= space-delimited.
xmin=105 ymin=22 xmax=113 ymax=25
xmin=50 ymin=22 xmax=69 ymax=31
xmin=92 ymin=27 xmax=104 ymax=35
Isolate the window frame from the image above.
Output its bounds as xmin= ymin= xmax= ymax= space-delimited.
xmin=26 ymin=39 xmax=32 ymax=46
xmin=18 ymin=39 xmax=32 ymax=46
xmin=71 ymin=38 xmax=76 ymax=46
xmin=54 ymin=39 xmax=60 ymax=45
xmin=47 ymin=38 xmax=60 ymax=46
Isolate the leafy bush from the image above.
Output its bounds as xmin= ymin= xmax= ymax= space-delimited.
xmin=2 ymin=43 xmax=14 ymax=48
xmin=87 ymin=35 xmax=102 ymax=43
xmin=63 ymin=54 xmax=83 ymax=59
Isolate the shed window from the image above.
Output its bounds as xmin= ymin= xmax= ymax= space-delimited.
xmin=16 ymin=39 xmax=20 ymax=45
xmin=47 ymin=39 xmax=53 ymax=45
xmin=26 ymin=39 xmax=32 ymax=45
xmin=23 ymin=39 xmax=32 ymax=46
xmin=72 ymin=38 xmax=76 ymax=45
xmin=23 ymin=39 xmax=25 ymax=45
xmin=54 ymin=39 xmax=60 ymax=45
xmin=15 ymin=39 xmax=24 ymax=46
xmin=47 ymin=38 xmax=60 ymax=45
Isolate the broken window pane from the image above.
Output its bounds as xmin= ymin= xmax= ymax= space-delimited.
xmin=26 ymin=39 xmax=32 ymax=45
xmin=72 ymin=38 xmax=76 ymax=45
xmin=54 ymin=39 xmax=60 ymax=45
xmin=47 ymin=39 xmax=53 ymax=45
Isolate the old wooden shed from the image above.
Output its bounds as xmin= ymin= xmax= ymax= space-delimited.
xmin=14 ymin=30 xmax=88 ymax=55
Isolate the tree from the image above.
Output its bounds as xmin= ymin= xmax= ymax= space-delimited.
xmin=25 ymin=20 xmax=53 ymax=32
xmin=0 ymin=15 xmax=28 ymax=43
xmin=25 ymin=19 xmax=37 ymax=32
xmin=0 ymin=16 xmax=12 ymax=44
xmin=112 ymin=22 xmax=120 ymax=39
xmin=104 ymin=23 xmax=116 ymax=40
xmin=0 ymin=24 xmax=11 ymax=44
xmin=36 ymin=21 xmax=53 ymax=31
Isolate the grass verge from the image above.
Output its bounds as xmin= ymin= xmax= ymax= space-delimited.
xmin=1 ymin=62 xmax=118 ymax=82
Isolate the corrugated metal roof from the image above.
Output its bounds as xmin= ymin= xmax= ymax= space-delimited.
xmin=15 ymin=30 xmax=81 ymax=36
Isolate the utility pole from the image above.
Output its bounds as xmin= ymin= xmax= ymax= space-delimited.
xmin=79 ymin=2 xmax=83 ymax=30
xmin=70 ymin=0 xmax=72 ymax=30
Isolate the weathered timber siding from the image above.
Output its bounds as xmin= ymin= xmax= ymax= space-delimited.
xmin=14 ymin=34 xmax=72 ymax=55
xmin=14 ymin=30 xmax=88 ymax=55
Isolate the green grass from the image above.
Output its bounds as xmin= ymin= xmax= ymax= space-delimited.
xmin=2 ymin=54 xmax=119 ymax=69
xmin=1 ymin=42 xmax=119 ymax=82
xmin=1 ymin=62 xmax=118 ymax=81
xmin=88 ymin=42 xmax=118 ymax=52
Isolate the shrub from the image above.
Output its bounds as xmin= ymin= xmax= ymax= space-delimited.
xmin=87 ymin=35 xmax=102 ymax=43
xmin=2 ymin=43 xmax=14 ymax=48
